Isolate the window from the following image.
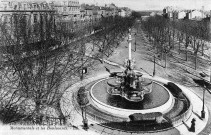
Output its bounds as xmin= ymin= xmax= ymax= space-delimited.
xmin=4 ymin=16 xmax=7 ymax=23
xmin=63 ymin=1 xmax=66 ymax=6
xmin=24 ymin=4 xmax=26 ymax=10
xmin=34 ymin=14 xmax=37 ymax=23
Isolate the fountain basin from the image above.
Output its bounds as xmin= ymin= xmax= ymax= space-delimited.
xmin=90 ymin=78 xmax=174 ymax=118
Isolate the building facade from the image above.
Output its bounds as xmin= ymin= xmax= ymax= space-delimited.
xmin=163 ymin=6 xmax=207 ymax=20
xmin=187 ymin=10 xmax=206 ymax=20
xmin=177 ymin=11 xmax=186 ymax=19
xmin=0 ymin=0 xmax=55 ymax=23
xmin=0 ymin=0 xmax=81 ymax=21
xmin=0 ymin=0 xmax=56 ymax=47
xmin=51 ymin=0 xmax=80 ymax=20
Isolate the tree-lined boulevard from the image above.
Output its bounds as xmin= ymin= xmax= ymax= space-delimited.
xmin=1 ymin=9 xmax=211 ymax=135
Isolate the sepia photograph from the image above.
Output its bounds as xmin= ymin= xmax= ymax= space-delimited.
xmin=0 ymin=0 xmax=211 ymax=135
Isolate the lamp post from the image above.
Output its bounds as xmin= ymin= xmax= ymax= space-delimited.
xmin=134 ymin=33 xmax=137 ymax=52
xmin=193 ymin=77 xmax=211 ymax=119
xmin=153 ymin=55 xmax=156 ymax=76
xmin=201 ymin=86 xmax=205 ymax=119
xmin=201 ymin=79 xmax=211 ymax=119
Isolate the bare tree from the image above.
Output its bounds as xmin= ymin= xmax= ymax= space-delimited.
xmin=90 ymin=16 xmax=134 ymax=63
xmin=0 ymin=12 xmax=93 ymax=124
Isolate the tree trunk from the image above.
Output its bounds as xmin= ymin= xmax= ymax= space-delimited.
xmin=185 ymin=35 xmax=188 ymax=61
xmin=168 ymin=32 xmax=171 ymax=49
xmin=35 ymin=100 xmax=42 ymax=124
xmin=179 ymin=39 xmax=181 ymax=54
xmin=165 ymin=52 xmax=167 ymax=68
xmin=202 ymin=42 xmax=204 ymax=56
xmin=56 ymin=101 xmax=66 ymax=125
xmin=92 ymin=43 xmax=94 ymax=51
xmin=161 ymin=44 xmax=164 ymax=60
xmin=185 ymin=46 xmax=188 ymax=61
xmin=195 ymin=54 xmax=197 ymax=70
xmin=172 ymin=29 xmax=175 ymax=49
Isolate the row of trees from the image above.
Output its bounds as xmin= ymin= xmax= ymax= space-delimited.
xmin=0 ymin=12 xmax=135 ymax=124
xmin=141 ymin=15 xmax=210 ymax=61
xmin=90 ymin=15 xmax=134 ymax=61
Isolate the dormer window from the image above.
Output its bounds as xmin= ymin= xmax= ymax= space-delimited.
xmin=14 ymin=5 xmax=17 ymax=10
xmin=4 ymin=5 xmax=7 ymax=10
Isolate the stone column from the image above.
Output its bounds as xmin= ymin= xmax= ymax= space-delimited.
xmin=128 ymin=34 xmax=132 ymax=60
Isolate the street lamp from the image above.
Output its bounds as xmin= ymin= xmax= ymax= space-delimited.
xmin=134 ymin=33 xmax=137 ymax=52
xmin=153 ymin=55 xmax=156 ymax=76
xmin=193 ymin=78 xmax=211 ymax=119
xmin=201 ymin=79 xmax=211 ymax=119
xmin=201 ymin=86 xmax=205 ymax=119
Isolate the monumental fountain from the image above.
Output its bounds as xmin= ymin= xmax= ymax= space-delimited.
xmin=60 ymin=29 xmax=201 ymax=132
xmin=106 ymin=32 xmax=152 ymax=102
xmin=89 ymin=29 xmax=176 ymax=118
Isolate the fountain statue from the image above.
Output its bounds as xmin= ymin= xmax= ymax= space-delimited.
xmin=107 ymin=29 xmax=152 ymax=102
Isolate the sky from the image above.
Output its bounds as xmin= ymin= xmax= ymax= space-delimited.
xmin=79 ymin=0 xmax=211 ymax=11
